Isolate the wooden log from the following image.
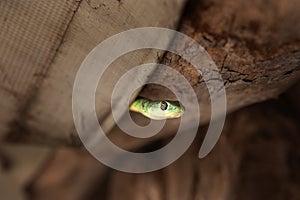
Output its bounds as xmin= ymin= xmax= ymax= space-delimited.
xmin=1 ymin=0 xmax=300 ymax=147
xmin=105 ymin=0 xmax=300 ymax=154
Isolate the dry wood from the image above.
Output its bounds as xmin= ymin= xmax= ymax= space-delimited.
xmin=0 ymin=0 xmax=300 ymax=199
xmin=2 ymin=0 xmax=299 ymax=145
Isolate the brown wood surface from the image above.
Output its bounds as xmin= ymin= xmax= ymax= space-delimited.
xmin=0 ymin=0 xmax=299 ymax=199
xmin=0 ymin=0 xmax=299 ymax=146
xmin=141 ymin=0 xmax=300 ymax=120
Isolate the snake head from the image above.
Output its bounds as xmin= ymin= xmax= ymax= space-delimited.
xmin=129 ymin=98 xmax=184 ymax=120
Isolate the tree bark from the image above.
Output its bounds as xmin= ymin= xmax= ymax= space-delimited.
xmin=1 ymin=0 xmax=299 ymax=145
xmin=99 ymin=0 xmax=300 ymax=155
xmin=141 ymin=0 xmax=300 ymax=121
xmin=1 ymin=0 xmax=300 ymax=200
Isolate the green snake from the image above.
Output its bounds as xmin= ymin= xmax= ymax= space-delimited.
xmin=129 ymin=98 xmax=184 ymax=120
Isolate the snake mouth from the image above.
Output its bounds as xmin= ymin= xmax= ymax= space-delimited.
xmin=165 ymin=109 xmax=184 ymax=119
xmin=168 ymin=113 xmax=183 ymax=119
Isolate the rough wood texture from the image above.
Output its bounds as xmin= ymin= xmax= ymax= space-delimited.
xmin=0 ymin=0 xmax=300 ymax=199
xmin=141 ymin=0 xmax=300 ymax=122
xmin=2 ymin=0 xmax=299 ymax=145
xmin=103 ymin=0 xmax=300 ymax=159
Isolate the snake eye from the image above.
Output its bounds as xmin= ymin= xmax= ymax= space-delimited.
xmin=160 ymin=101 xmax=168 ymax=111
